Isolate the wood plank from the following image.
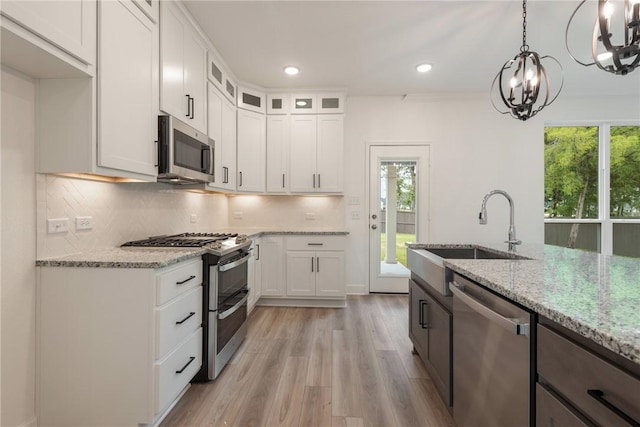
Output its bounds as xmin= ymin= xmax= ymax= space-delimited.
xmin=265 ymin=356 xmax=309 ymax=426
xmin=408 ymin=378 xmax=456 ymax=427
xmin=375 ymin=349 xmax=424 ymax=426
xmin=299 ymin=386 xmax=332 ymax=427
xmin=331 ymin=330 xmax=361 ymax=417
xmin=332 ymin=416 xmax=366 ymax=427
xmin=307 ymin=308 xmax=333 ymax=387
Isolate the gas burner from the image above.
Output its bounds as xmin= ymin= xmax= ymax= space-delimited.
xmin=121 ymin=232 xmax=251 ymax=256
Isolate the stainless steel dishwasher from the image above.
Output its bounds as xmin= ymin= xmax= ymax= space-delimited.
xmin=449 ymin=272 xmax=534 ymax=427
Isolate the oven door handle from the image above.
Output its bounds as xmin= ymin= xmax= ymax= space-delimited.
xmin=218 ymin=253 xmax=251 ymax=272
xmin=218 ymin=291 xmax=249 ymax=320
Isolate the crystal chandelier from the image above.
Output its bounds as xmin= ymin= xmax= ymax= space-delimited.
xmin=491 ymin=0 xmax=564 ymax=121
xmin=566 ymin=0 xmax=640 ymax=75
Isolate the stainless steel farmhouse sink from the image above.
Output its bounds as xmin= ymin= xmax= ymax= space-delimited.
xmin=407 ymin=246 xmax=529 ymax=296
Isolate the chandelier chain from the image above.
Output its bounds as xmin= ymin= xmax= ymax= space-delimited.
xmin=521 ymin=0 xmax=529 ymax=52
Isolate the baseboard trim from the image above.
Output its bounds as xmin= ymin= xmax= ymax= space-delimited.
xmin=346 ymin=283 xmax=368 ymax=295
xmin=257 ymin=298 xmax=346 ymax=308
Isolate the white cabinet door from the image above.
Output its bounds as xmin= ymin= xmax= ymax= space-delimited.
xmin=315 ymin=251 xmax=345 ymax=298
xmin=98 ymin=0 xmax=157 ymax=177
xmin=220 ymin=98 xmax=237 ymax=190
xmin=159 ymin=2 xmax=185 ymax=119
xmin=286 ymin=251 xmax=316 ymax=297
xmin=160 ymin=1 xmax=206 ymax=133
xmin=266 ymin=115 xmax=289 ymax=193
xmin=260 ymin=236 xmax=285 ymax=297
xmin=1 ymin=0 xmax=96 ymax=64
xmin=289 ymin=115 xmax=317 ymax=193
xmin=183 ymin=27 xmax=207 ymax=134
xmin=236 ymin=109 xmax=265 ymax=193
xmin=207 ymin=82 xmax=223 ymax=186
xmin=316 ymin=115 xmax=343 ymax=193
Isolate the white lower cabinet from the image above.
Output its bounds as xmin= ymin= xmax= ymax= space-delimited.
xmin=37 ymin=258 xmax=203 ymax=426
xmin=258 ymin=235 xmax=345 ymax=305
xmin=286 ymin=250 xmax=345 ymax=298
xmin=259 ymin=236 xmax=285 ymax=297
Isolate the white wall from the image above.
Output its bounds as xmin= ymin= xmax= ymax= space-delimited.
xmin=1 ymin=67 xmax=37 ymax=427
xmin=342 ymin=93 xmax=640 ymax=291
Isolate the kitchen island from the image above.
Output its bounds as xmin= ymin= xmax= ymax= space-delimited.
xmin=407 ymin=242 xmax=640 ymax=427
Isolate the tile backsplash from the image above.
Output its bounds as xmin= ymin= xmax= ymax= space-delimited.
xmin=37 ymin=175 xmax=228 ymax=259
xmin=36 ymin=176 xmax=346 ymax=259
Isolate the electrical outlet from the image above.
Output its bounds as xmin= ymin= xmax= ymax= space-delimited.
xmin=47 ymin=218 xmax=69 ymax=234
xmin=351 ymin=211 xmax=361 ymax=220
xmin=233 ymin=211 xmax=243 ymax=220
xmin=75 ymin=216 xmax=93 ymax=230
xmin=190 ymin=214 xmax=197 ymax=223
xmin=305 ymin=212 xmax=316 ymax=220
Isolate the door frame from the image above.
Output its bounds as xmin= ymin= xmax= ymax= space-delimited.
xmin=365 ymin=141 xmax=432 ymax=293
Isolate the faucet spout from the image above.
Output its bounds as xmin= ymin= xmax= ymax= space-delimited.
xmin=478 ymin=190 xmax=522 ymax=250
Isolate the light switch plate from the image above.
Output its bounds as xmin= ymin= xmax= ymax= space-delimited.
xmin=305 ymin=212 xmax=316 ymax=220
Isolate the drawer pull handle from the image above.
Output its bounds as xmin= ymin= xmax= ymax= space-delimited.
xmin=176 ymin=275 xmax=196 ymax=285
xmin=175 ymin=356 xmax=196 ymax=374
xmin=587 ymin=389 xmax=640 ymax=426
xmin=307 ymin=243 xmax=324 ymax=246
xmin=176 ymin=312 xmax=196 ymax=325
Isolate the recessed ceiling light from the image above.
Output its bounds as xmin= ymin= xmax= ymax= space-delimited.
xmin=416 ymin=63 xmax=433 ymax=73
xmin=284 ymin=66 xmax=299 ymax=76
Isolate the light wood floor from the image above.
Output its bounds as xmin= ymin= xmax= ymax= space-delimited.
xmin=161 ymin=295 xmax=455 ymax=427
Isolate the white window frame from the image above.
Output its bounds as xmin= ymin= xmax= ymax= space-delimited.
xmin=544 ymin=120 xmax=640 ymax=256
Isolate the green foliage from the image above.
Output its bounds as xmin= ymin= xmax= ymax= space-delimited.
xmin=544 ymin=126 xmax=599 ymax=218
xmin=545 ymin=126 xmax=640 ymax=219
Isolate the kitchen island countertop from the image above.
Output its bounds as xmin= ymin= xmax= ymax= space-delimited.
xmin=407 ymin=242 xmax=640 ymax=365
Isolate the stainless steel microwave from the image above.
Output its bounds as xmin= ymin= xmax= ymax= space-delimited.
xmin=157 ymin=116 xmax=214 ymax=184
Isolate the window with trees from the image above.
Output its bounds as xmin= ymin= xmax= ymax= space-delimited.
xmin=544 ymin=124 xmax=640 ymax=257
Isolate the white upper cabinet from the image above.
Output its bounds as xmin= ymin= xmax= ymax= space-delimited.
xmin=206 ymin=82 xmax=236 ymax=192
xmin=236 ymin=109 xmax=266 ymax=193
xmin=266 ymin=115 xmax=289 ymax=193
xmin=1 ymin=0 xmax=96 ymax=65
xmin=316 ymin=114 xmax=344 ymax=193
xmin=318 ymin=93 xmax=345 ymax=114
xmin=289 ymin=115 xmax=318 ymax=193
xmin=98 ymin=0 xmax=158 ymax=177
xmin=131 ymin=0 xmax=158 ymax=23
xmin=267 ymin=94 xmax=289 ymax=115
xmin=237 ymin=86 xmax=266 ymax=114
xmin=290 ymin=94 xmax=317 ymax=114
xmin=289 ymin=114 xmax=343 ymax=194
xmin=207 ymin=52 xmax=236 ymax=105
xmin=160 ymin=1 xmax=207 ymax=134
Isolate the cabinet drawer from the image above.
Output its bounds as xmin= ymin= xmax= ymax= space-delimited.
xmin=156 ymin=259 xmax=202 ymax=305
xmin=285 ymin=235 xmax=345 ymax=251
xmin=536 ymin=383 xmax=590 ymax=427
xmin=155 ymin=328 xmax=202 ymax=414
xmin=538 ymin=325 xmax=640 ymax=426
xmin=156 ymin=286 xmax=202 ymax=359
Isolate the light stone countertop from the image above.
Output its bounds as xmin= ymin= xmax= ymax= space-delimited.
xmin=407 ymin=242 xmax=640 ymax=364
xmin=35 ymin=230 xmax=349 ymax=269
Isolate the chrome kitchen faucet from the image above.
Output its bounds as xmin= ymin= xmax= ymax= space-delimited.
xmin=479 ymin=190 xmax=522 ymax=251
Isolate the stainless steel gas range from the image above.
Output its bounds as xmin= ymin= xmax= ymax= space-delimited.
xmin=122 ymin=232 xmax=252 ymax=381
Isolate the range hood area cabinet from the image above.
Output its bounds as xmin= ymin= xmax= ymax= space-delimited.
xmin=159 ymin=0 xmax=207 ymax=134
xmin=36 ymin=0 xmax=159 ymax=181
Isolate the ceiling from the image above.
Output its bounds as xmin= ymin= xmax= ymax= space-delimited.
xmin=184 ymin=1 xmax=640 ymax=97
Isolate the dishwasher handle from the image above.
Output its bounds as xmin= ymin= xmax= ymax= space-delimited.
xmin=449 ymin=281 xmax=529 ymax=336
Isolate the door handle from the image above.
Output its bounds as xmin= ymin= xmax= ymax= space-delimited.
xmin=189 ymin=96 xmax=195 ymax=119
xmin=185 ymin=94 xmax=191 ymax=117
xmin=419 ymin=300 xmax=429 ymax=329
xmin=371 ymin=224 xmax=378 ymax=230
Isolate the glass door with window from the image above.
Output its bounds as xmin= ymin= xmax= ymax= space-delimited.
xmin=369 ymin=145 xmax=430 ymax=293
